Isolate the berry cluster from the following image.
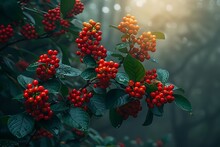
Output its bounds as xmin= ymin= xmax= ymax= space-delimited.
xmin=143 ymin=69 xmax=157 ymax=84
xmin=125 ymin=80 xmax=146 ymax=99
xmin=36 ymin=50 xmax=59 ymax=81
xmin=67 ymin=0 xmax=84 ymax=18
xmin=67 ymin=88 xmax=93 ymax=110
xmin=72 ymin=128 xmax=85 ymax=137
xmin=23 ymin=80 xmax=53 ymax=121
xmin=42 ymin=7 xmax=70 ymax=34
xmin=75 ymin=19 xmax=107 ymax=61
xmin=146 ymin=83 xmax=174 ymax=108
xmin=33 ymin=128 xmax=53 ymax=140
xmin=94 ymin=59 xmax=119 ymax=88
xmin=117 ymin=100 xmax=142 ymax=120
xmin=20 ymin=24 xmax=38 ymax=39
xmin=0 ymin=24 xmax=13 ymax=43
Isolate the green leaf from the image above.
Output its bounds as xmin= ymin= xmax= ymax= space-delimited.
xmin=174 ymin=94 xmax=192 ymax=112
xmin=12 ymin=94 xmax=23 ymax=100
xmin=109 ymin=109 xmax=123 ymax=128
xmin=51 ymin=102 xmax=69 ymax=112
xmin=88 ymin=94 xmax=107 ymax=116
xmin=0 ymin=139 xmax=18 ymax=146
xmin=40 ymin=116 xmax=61 ymax=135
xmin=123 ymin=54 xmax=145 ymax=82
xmin=80 ymin=68 xmax=97 ymax=80
xmin=56 ymin=64 xmax=82 ymax=77
xmin=150 ymin=106 xmax=163 ymax=117
xmin=111 ymin=53 xmax=124 ymax=60
xmin=173 ymin=87 xmax=185 ymax=95
xmin=7 ymin=114 xmax=34 ymax=138
xmin=93 ymin=87 xmax=106 ymax=95
xmin=157 ymin=69 xmax=169 ymax=84
xmin=43 ymin=79 xmax=61 ymax=94
xmin=106 ymin=89 xmax=127 ymax=109
xmin=152 ymin=32 xmax=165 ymax=39
xmin=115 ymin=42 xmax=129 ymax=53
xmin=17 ymin=75 xmax=34 ymax=88
xmin=145 ymin=83 xmax=158 ymax=93
xmin=83 ymin=55 xmax=97 ymax=67
xmin=26 ymin=62 xmax=44 ymax=71
xmin=115 ymin=72 xmax=129 ymax=86
xmin=60 ymin=0 xmax=76 ymax=18
xmin=62 ymin=108 xmax=90 ymax=131
xmin=143 ymin=110 xmax=153 ymax=126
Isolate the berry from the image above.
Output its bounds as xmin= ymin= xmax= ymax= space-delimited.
xmin=95 ymin=59 xmax=119 ymax=88
xmin=66 ymin=0 xmax=84 ymax=18
xmin=125 ymin=80 xmax=146 ymax=99
xmin=20 ymin=24 xmax=38 ymax=39
xmin=142 ymin=69 xmax=157 ymax=84
xmin=23 ymin=80 xmax=53 ymax=121
xmin=16 ymin=60 xmax=29 ymax=72
xmin=36 ymin=50 xmax=59 ymax=81
xmin=67 ymin=88 xmax=93 ymax=110
xmin=72 ymin=128 xmax=85 ymax=137
xmin=0 ymin=24 xmax=13 ymax=43
xmin=33 ymin=128 xmax=53 ymax=140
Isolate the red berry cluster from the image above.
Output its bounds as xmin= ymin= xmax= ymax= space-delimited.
xmin=33 ymin=128 xmax=53 ymax=140
xmin=143 ymin=69 xmax=157 ymax=84
xmin=75 ymin=19 xmax=107 ymax=61
xmin=42 ymin=7 xmax=70 ymax=34
xmin=117 ymin=100 xmax=142 ymax=120
xmin=67 ymin=0 xmax=84 ymax=18
xmin=23 ymin=80 xmax=53 ymax=121
xmin=16 ymin=59 xmax=29 ymax=72
xmin=36 ymin=50 xmax=59 ymax=81
xmin=72 ymin=128 xmax=85 ymax=137
xmin=0 ymin=24 xmax=13 ymax=43
xmin=20 ymin=24 xmax=38 ymax=39
xmin=125 ymin=80 xmax=146 ymax=99
xmin=94 ymin=59 xmax=119 ymax=88
xmin=146 ymin=83 xmax=174 ymax=108
xmin=67 ymin=88 xmax=93 ymax=110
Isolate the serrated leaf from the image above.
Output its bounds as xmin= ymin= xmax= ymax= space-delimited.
xmin=40 ymin=116 xmax=61 ymax=135
xmin=17 ymin=75 xmax=34 ymax=88
xmin=115 ymin=72 xmax=129 ymax=86
xmin=106 ymin=89 xmax=127 ymax=109
xmin=109 ymin=109 xmax=123 ymax=128
xmin=56 ymin=64 xmax=82 ymax=77
xmin=150 ymin=106 xmax=164 ymax=117
xmin=123 ymin=55 xmax=145 ymax=82
xmin=51 ymin=102 xmax=69 ymax=112
xmin=62 ymin=108 xmax=90 ymax=131
xmin=152 ymin=32 xmax=165 ymax=39
xmin=43 ymin=79 xmax=61 ymax=93
xmin=60 ymin=0 xmax=76 ymax=18
xmin=143 ymin=110 xmax=153 ymax=126
xmin=174 ymin=94 xmax=192 ymax=112
xmin=83 ymin=55 xmax=97 ymax=67
xmin=157 ymin=69 xmax=169 ymax=84
xmin=80 ymin=68 xmax=97 ymax=80
xmin=26 ymin=62 xmax=44 ymax=71
xmin=88 ymin=94 xmax=107 ymax=116
xmin=7 ymin=114 xmax=34 ymax=138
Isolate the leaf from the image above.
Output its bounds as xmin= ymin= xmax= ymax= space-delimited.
xmin=7 ymin=114 xmax=34 ymax=138
xmin=56 ymin=64 xmax=82 ymax=77
xmin=150 ymin=106 xmax=164 ymax=117
xmin=145 ymin=83 xmax=158 ymax=94
xmin=83 ymin=55 xmax=97 ymax=67
xmin=93 ymin=87 xmax=106 ymax=95
xmin=112 ymin=94 xmax=130 ymax=108
xmin=151 ymin=32 xmax=165 ymax=39
xmin=109 ymin=109 xmax=123 ymax=128
xmin=51 ymin=102 xmax=69 ymax=112
xmin=115 ymin=72 xmax=129 ymax=86
xmin=60 ymin=0 xmax=76 ymax=18
xmin=62 ymin=108 xmax=90 ymax=131
xmin=0 ymin=139 xmax=18 ymax=146
xmin=156 ymin=68 xmax=169 ymax=84
xmin=80 ymin=68 xmax=97 ymax=80
xmin=174 ymin=94 xmax=192 ymax=112
xmin=123 ymin=54 xmax=145 ymax=82
xmin=17 ymin=75 xmax=34 ymax=88
xmin=12 ymin=94 xmax=23 ymax=100
xmin=26 ymin=62 xmax=44 ymax=71
xmin=40 ymin=116 xmax=61 ymax=135
xmin=143 ymin=110 xmax=153 ymax=126
xmin=115 ymin=42 xmax=129 ymax=53
xmin=88 ymin=94 xmax=107 ymax=116
xmin=43 ymin=79 xmax=61 ymax=94
xmin=106 ymin=89 xmax=127 ymax=109
xmin=111 ymin=53 xmax=124 ymax=60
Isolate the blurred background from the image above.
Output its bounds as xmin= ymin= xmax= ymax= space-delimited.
xmin=78 ymin=0 xmax=220 ymax=146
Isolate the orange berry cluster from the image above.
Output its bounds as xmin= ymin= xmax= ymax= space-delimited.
xmin=75 ymin=19 xmax=107 ymax=61
xmin=33 ymin=128 xmax=53 ymax=140
xmin=94 ymin=59 xmax=119 ymax=88
xmin=42 ymin=7 xmax=70 ymax=34
xmin=117 ymin=100 xmax=142 ymax=120
xmin=143 ymin=69 xmax=157 ymax=84
xmin=68 ymin=88 xmax=93 ymax=110
xmin=20 ymin=24 xmax=38 ymax=39
xmin=23 ymin=80 xmax=53 ymax=121
xmin=36 ymin=50 xmax=59 ymax=81
xmin=125 ymin=80 xmax=146 ymax=99
xmin=67 ymin=0 xmax=84 ymax=18
xmin=0 ymin=24 xmax=13 ymax=43
xmin=146 ymin=83 xmax=174 ymax=108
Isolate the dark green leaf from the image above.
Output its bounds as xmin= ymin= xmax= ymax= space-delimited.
xmin=109 ymin=109 xmax=123 ymax=128
xmin=106 ymin=89 xmax=127 ymax=109
xmin=174 ymin=94 xmax=192 ymax=112
xmin=56 ymin=64 xmax=82 ymax=77
xmin=111 ymin=53 xmax=124 ymax=60
xmin=157 ymin=69 xmax=169 ymax=84
xmin=17 ymin=75 xmax=34 ymax=88
xmin=145 ymin=83 xmax=158 ymax=94
xmin=88 ymin=94 xmax=107 ymax=116
xmin=123 ymin=54 xmax=145 ymax=82
xmin=173 ymin=87 xmax=185 ymax=94
xmin=12 ymin=94 xmax=23 ymax=100
xmin=60 ymin=0 xmax=76 ymax=18
xmin=51 ymin=102 xmax=69 ymax=112
xmin=80 ymin=68 xmax=97 ymax=80
xmin=152 ymin=32 xmax=165 ymax=39
xmin=43 ymin=79 xmax=61 ymax=94
xmin=150 ymin=106 xmax=163 ymax=117
xmin=143 ymin=110 xmax=153 ymax=126
xmin=115 ymin=42 xmax=129 ymax=53
xmin=62 ymin=108 xmax=90 ymax=131
xmin=115 ymin=72 xmax=129 ymax=86
xmin=93 ymin=87 xmax=106 ymax=94
xmin=40 ymin=116 xmax=61 ymax=135
xmin=26 ymin=62 xmax=44 ymax=71
xmin=83 ymin=55 xmax=97 ymax=67
xmin=7 ymin=114 xmax=34 ymax=138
